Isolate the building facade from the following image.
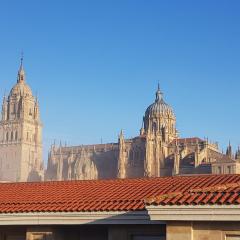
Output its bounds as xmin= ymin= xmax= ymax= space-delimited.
xmin=0 ymin=58 xmax=43 ymax=182
xmin=212 ymin=145 xmax=240 ymax=174
xmin=46 ymin=85 xmax=239 ymax=181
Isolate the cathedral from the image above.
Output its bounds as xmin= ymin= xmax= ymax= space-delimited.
xmin=0 ymin=58 xmax=43 ymax=182
xmin=45 ymin=85 xmax=240 ymax=181
xmin=1 ymin=59 xmax=240 ymax=182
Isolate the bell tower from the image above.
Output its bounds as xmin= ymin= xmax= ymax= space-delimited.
xmin=0 ymin=57 xmax=43 ymax=182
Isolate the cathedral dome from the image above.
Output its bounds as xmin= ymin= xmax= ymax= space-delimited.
xmin=145 ymin=86 xmax=175 ymax=118
xmin=10 ymin=82 xmax=33 ymax=98
xmin=9 ymin=57 xmax=33 ymax=98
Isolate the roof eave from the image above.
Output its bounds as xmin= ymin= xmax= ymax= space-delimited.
xmin=0 ymin=210 xmax=164 ymax=226
xmin=146 ymin=204 xmax=240 ymax=221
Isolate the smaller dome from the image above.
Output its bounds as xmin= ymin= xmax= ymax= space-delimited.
xmin=10 ymin=82 xmax=33 ymax=98
xmin=145 ymin=86 xmax=175 ymax=118
xmin=9 ymin=57 xmax=33 ymax=98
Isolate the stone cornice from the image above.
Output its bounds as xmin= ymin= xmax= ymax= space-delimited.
xmin=0 ymin=211 xmax=164 ymax=225
xmin=146 ymin=205 xmax=240 ymax=221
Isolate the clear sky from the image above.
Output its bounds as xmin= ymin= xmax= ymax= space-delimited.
xmin=0 ymin=0 xmax=240 ymax=161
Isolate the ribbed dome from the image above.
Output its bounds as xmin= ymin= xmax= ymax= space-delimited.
xmin=9 ymin=57 xmax=33 ymax=98
xmin=10 ymin=82 xmax=33 ymax=98
xmin=145 ymin=86 xmax=175 ymax=118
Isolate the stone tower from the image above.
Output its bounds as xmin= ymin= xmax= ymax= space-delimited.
xmin=0 ymin=58 xmax=43 ymax=182
xmin=143 ymin=85 xmax=177 ymax=177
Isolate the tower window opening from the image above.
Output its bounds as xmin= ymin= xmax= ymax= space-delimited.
xmin=15 ymin=131 xmax=18 ymax=141
xmin=11 ymin=131 xmax=13 ymax=141
xmin=129 ymin=151 xmax=133 ymax=160
xmin=161 ymin=126 xmax=166 ymax=142
xmin=152 ymin=122 xmax=157 ymax=132
xmin=6 ymin=132 xmax=9 ymax=141
xmin=135 ymin=151 xmax=139 ymax=162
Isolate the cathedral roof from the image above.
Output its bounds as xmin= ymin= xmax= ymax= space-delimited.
xmin=0 ymin=175 xmax=239 ymax=213
xmin=212 ymin=156 xmax=237 ymax=164
xmin=170 ymin=137 xmax=204 ymax=145
xmin=145 ymin=85 xmax=175 ymax=118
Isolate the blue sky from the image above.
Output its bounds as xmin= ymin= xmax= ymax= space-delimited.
xmin=0 ymin=0 xmax=240 ymax=161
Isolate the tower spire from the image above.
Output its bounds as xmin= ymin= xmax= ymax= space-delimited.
xmin=20 ymin=51 xmax=23 ymax=70
xmin=119 ymin=129 xmax=124 ymax=140
xmin=140 ymin=116 xmax=145 ymax=135
xmin=155 ymin=83 xmax=163 ymax=102
xmin=226 ymin=140 xmax=233 ymax=158
xmin=17 ymin=52 xmax=25 ymax=83
xmin=3 ymin=90 xmax=6 ymax=102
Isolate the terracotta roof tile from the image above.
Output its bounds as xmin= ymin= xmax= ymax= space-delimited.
xmin=146 ymin=176 xmax=240 ymax=206
xmin=227 ymin=193 xmax=239 ymax=204
xmin=0 ymin=174 xmax=240 ymax=213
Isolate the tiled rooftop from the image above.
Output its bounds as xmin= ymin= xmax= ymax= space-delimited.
xmin=171 ymin=137 xmax=204 ymax=144
xmin=0 ymin=174 xmax=240 ymax=213
xmin=146 ymin=181 xmax=240 ymax=206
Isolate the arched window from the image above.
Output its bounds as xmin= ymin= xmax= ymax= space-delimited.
xmin=6 ymin=132 xmax=8 ymax=141
xmin=161 ymin=126 xmax=166 ymax=142
xmin=129 ymin=151 xmax=133 ymax=160
xmin=152 ymin=121 xmax=157 ymax=132
xmin=11 ymin=131 xmax=13 ymax=141
xmin=15 ymin=131 xmax=18 ymax=141
xmin=135 ymin=151 xmax=139 ymax=161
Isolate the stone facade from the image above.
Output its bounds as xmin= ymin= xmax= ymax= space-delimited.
xmin=0 ymin=58 xmax=43 ymax=182
xmin=212 ymin=145 xmax=240 ymax=174
xmin=166 ymin=221 xmax=240 ymax=240
xmin=46 ymin=85 xmax=238 ymax=181
xmin=46 ymin=143 xmax=117 ymax=180
xmin=2 ymin=221 xmax=240 ymax=240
